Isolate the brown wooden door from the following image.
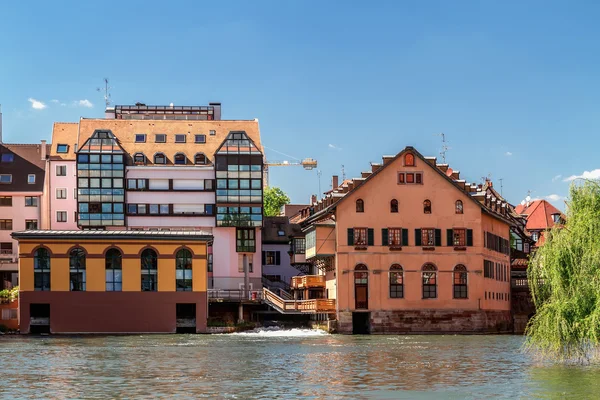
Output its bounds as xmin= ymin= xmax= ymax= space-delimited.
xmin=355 ymin=284 xmax=368 ymax=309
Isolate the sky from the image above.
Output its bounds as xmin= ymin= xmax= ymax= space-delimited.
xmin=2 ymin=1 xmax=600 ymax=209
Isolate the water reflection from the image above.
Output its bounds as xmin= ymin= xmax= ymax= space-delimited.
xmin=0 ymin=333 xmax=598 ymax=399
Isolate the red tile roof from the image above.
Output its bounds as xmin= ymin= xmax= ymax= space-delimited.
xmin=515 ymin=200 xmax=564 ymax=231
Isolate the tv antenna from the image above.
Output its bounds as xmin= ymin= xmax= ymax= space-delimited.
xmin=341 ymin=165 xmax=347 ymax=181
xmin=498 ymin=178 xmax=504 ymax=196
xmin=437 ymin=133 xmax=450 ymax=163
xmin=317 ymin=170 xmax=322 ymax=199
xmin=97 ymin=78 xmax=112 ymax=108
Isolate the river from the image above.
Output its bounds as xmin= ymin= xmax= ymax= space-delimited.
xmin=1 ymin=330 xmax=598 ymax=399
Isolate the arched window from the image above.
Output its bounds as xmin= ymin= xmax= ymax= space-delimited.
xmin=404 ymin=153 xmax=415 ymax=166
xmin=453 ymin=265 xmax=468 ymax=299
xmin=141 ymin=249 xmax=158 ymax=291
xmin=194 ymin=153 xmax=208 ymax=165
xmin=105 ymin=248 xmax=122 ymax=291
xmin=422 ymin=263 xmax=437 ymax=299
xmin=176 ymin=249 xmax=193 ymax=291
xmin=356 ymin=199 xmax=364 ymax=213
xmin=389 ymin=264 xmax=403 ymax=298
xmin=133 ymin=153 xmax=146 ymax=165
xmin=69 ymin=248 xmax=86 ymax=291
xmin=455 ymin=200 xmax=463 ymax=214
xmin=34 ymin=248 xmax=50 ymax=291
xmin=174 ymin=153 xmax=187 ymax=165
xmin=423 ymin=199 xmax=432 ymax=214
xmin=390 ymin=199 xmax=398 ymax=213
xmin=154 ymin=152 xmax=166 ymax=165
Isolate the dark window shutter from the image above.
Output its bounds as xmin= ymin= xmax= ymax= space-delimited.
xmin=347 ymin=228 xmax=354 ymax=246
xmin=275 ymin=251 xmax=281 ymax=265
xmin=368 ymin=229 xmax=374 ymax=246
xmin=402 ymin=229 xmax=409 ymax=246
xmin=435 ymin=229 xmax=442 ymax=246
xmin=382 ymin=229 xmax=388 ymax=246
xmin=262 ymin=251 xmax=266 ymax=265
xmin=467 ymin=229 xmax=473 ymax=246
xmin=415 ymin=229 xmax=422 ymax=246
xmin=447 ymin=229 xmax=453 ymax=246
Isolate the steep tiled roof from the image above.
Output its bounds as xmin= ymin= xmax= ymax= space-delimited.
xmin=3 ymin=143 xmax=49 ymax=170
xmin=262 ymin=216 xmax=302 ymax=244
xmin=50 ymin=123 xmax=79 ymax=160
xmin=515 ymin=200 xmax=564 ymax=231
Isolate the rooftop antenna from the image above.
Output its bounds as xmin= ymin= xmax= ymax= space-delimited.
xmin=96 ymin=78 xmax=112 ymax=108
xmin=317 ymin=170 xmax=322 ymax=199
xmin=499 ymin=178 xmax=504 ymax=196
xmin=341 ymin=165 xmax=346 ymax=181
xmin=437 ymin=132 xmax=450 ymax=163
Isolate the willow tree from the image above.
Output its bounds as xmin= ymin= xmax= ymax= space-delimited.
xmin=525 ymin=181 xmax=600 ymax=362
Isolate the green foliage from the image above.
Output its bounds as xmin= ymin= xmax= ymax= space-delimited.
xmin=263 ymin=187 xmax=291 ymax=217
xmin=0 ymin=286 xmax=18 ymax=303
xmin=525 ymin=181 xmax=600 ymax=363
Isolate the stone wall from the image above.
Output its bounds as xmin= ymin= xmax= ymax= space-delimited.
xmin=337 ymin=309 xmax=512 ymax=334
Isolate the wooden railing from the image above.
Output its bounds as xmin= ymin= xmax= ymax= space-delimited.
xmin=291 ymin=275 xmax=326 ymax=289
xmin=262 ymin=288 xmax=335 ymax=313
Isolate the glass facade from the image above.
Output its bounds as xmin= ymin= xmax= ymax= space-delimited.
xmin=215 ymin=131 xmax=263 ymax=228
xmin=76 ymin=130 xmax=126 ymax=227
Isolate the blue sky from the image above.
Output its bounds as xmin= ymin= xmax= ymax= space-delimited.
xmin=2 ymin=1 xmax=600 ymax=208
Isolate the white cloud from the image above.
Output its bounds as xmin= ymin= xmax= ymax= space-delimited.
xmin=551 ymin=174 xmax=562 ymax=182
xmin=564 ymin=169 xmax=600 ymax=182
xmin=505 ymin=151 xmax=513 ymax=156
xmin=545 ymin=194 xmax=562 ymax=202
xmin=76 ymin=99 xmax=93 ymax=108
xmin=51 ymin=99 xmax=59 ymax=103
xmin=28 ymin=98 xmax=47 ymax=110
xmin=328 ymin=143 xmax=342 ymax=150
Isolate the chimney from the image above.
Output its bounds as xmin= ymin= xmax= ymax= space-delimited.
xmin=210 ymin=102 xmax=222 ymax=120
xmin=332 ymin=175 xmax=339 ymax=190
xmin=40 ymin=140 xmax=47 ymax=160
xmin=311 ymin=194 xmax=317 ymax=205
xmin=0 ymin=104 xmax=3 ymax=143
xmin=105 ymin=107 xmax=116 ymax=119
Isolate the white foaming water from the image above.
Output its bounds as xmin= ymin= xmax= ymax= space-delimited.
xmin=229 ymin=327 xmax=327 ymax=337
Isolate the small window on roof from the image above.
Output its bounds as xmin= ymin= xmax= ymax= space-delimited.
xmin=0 ymin=154 xmax=14 ymax=163
xmin=277 ymin=230 xmax=286 ymax=236
xmin=174 ymin=153 xmax=187 ymax=165
xmin=0 ymin=175 xmax=12 ymax=184
xmin=133 ymin=153 xmax=146 ymax=165
xmin=155 ymin=134 xmax=166 ymax=143
xmin=209 ymin=130 xmax=216 ymax=136
xmin=28 ymin=174 xmax=36 ymax=184
xmin=135 ymin=134 xmax=146 ymax=143
xmin=56 ymin=144 xmax=69 ymax=153
xmin=154 ymin=153 xmax=167 ymax=164
xmin=175 ymin=134 xmax=186 ymax=143
xmin=195 ymin=134 xmax=206 ymax=143
xmin=195 ymin=153 xmax=208 ymax=165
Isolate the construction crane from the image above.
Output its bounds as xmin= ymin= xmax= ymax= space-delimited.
xmin=263 ymin=146 xmax=317 ymax=187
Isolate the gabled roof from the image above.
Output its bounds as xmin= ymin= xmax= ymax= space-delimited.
xmin=262 ymin=216 xmax=302 ymax=243
xmin=515 ymin=199 xmax=564 ymax=231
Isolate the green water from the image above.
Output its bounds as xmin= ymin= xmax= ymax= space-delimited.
xmin=1 ymin=330 xmax=598 ymax=399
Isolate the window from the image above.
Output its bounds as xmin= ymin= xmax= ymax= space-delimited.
xmin=0 ymin=196 xmax=11 ymax=206
xmin=0 ymin=220 xmax=12 ymax=230
xmin=398 ymin=172 xmax=422 ymax=185
xmin=195 ymin=134 xmax=206 ymax=143
xmin=404 ymin=153 xmax=415 ymax=166
xmin=422 ymin=264 xmax=437 ymax=299
xmin=141 ymin=249 xmax=158 ymax=291
xmin=455 ymin=200 xmax=463 ymax=214
xmin=74 ymin=188 xmax=77 ymax=199
xmin=356 ymin=199 xmax=364 ymax=213
xmin=531 ymin=232 xmax=539 ymax=242
xmin=236 ymin=228 xmax=256 ymax=252
xmin=56 ymin=165 xmax=67 ymax=176
xmin=154 ymin=153 xmax=167 ymax=164
xmin=398 ymin=173 xmax=405 ymax=184
xmin=264 ymin=251 xmax=280 ymax=265
xmin=1 ymin=153 xmax=14 ymax=162
xmin=127 ymin=179 xmax=146 ymax=190
xmin=208 ymin=253 xmax=213 ymax=272
xmin=452 ymin=228 xmax=466 ymax=246
xmin=389 ymin=264 xmax=404 ymax=298
xmin=406 ymin=173 xmax=414 ymax=183
xmin=25 ymin=219 xmax=38 ymax=230
xmin=387 ymin=228 xmax=406 ymax=246
xmin=176 ymin=249 xmax=193 ymax=291
xmin=293 ymin=238 xmax=306 ymax=254
xmin=69 ymin=248 xmax=86 ymax=291
xmin=34 ymin=248 xmax=51 ymax=291
xmin=209 ymin=130 xmax=216 ymax=136
xmin=105 ymin=249 xmax=122 ymax=291
xmin=56 ymin=144 xmax=69 ymax=153
xmin=174 ymin=153 xmax=187 ymax=165
xmin=423 ymin=199 xmax=431 ymax=214
xmin=421 ymin=228 xmax=436 ymax=246
xmin=416 ymin=173 xmax=422 ymax=184
xmin=155 ymin=134 xmax=166 ymax=143
xmin=194 ymin=153 xmax=208 ymax=165
xmin=135 ymin=134 xmax=146 ymax=143
xmin=1 ymin=308 xmax=17 ymax=320
xmin=175 ymin=134 xmax=186 ymax=143
xmin=56 ymin=188 xmax=67 ymax=199
xmin=134 ymin=153 xmax=146 ymax=165
xmin=353 ymin=228 xmax=367 ymax=246
xmin=0 ymin=174 xmax=12 ymax=184
xmin=57 ymin=211 xmax=67 ymax=222
xmin=390 ymin=199 xmax=398 ymax=213
xmin=453 ymin=265 xmax=468 ymax=299
xmin=0 ymin=242 xmax=12 ymax=255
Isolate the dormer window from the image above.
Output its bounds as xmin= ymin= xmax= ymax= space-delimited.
xmin=424 ymin=199 xmax=432 ymax=214
xmin=133 ymin=153 xmax=146 ymax=165
xmin=194 ymin=153 xmax=208 ymax=165
xmin=531 ymin=232 xmax=539 ymax=242
xmin=174 ymin=153 xmax=187 ymax=165
xmin=0 ymin=154 xmax=14 ymax=163
xmin=135 ymin=134 xmax=146 ymax=143
xmin=154 ymin=153 xmax=167 ymax=165
xmin=356 ymin=199 xmax=364 ymax=213
xmin=551 ymin=213 xmax=561 ymax=224
xmin=56 ymin=144 xmax=69 ymax=153
xmin=455 ymin=200 xmax=463 ymax=214
xmin=404 ymin=153 xmax=415 ymax=166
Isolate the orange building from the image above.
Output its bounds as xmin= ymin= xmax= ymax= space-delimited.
xmin=289 ymin=147 xmax=514 ymax=334
xmin=12 ymin=230 xmax=210 ymax=334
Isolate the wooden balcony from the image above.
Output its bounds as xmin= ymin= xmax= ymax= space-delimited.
xmin=262 ymin=288 xmax=335 ymax=314
xmin=291 ymin=275 xmax=326 ymax=289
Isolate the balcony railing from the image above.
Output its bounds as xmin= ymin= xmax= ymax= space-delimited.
xmin=263 ymin=288 xmax=335 ymax=313
xmin=0 ymin=249 xmax=13 ymax=255
xmin=291 ymin=275 xmax=326 ymax=289
xmin=208 ymin=289 xmax=263 ymax=302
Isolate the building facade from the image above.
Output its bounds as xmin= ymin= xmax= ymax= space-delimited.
xmin=13 ymin=230 xmax=211 ymax=333
xmin=289 ymin=147 xmax=514 ymax=334
xmin=0 ymin=142 xmax=49 ymax=289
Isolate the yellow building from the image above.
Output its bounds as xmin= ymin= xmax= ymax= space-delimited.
xmin=12 ymin=230 xmax=211 ymax=334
